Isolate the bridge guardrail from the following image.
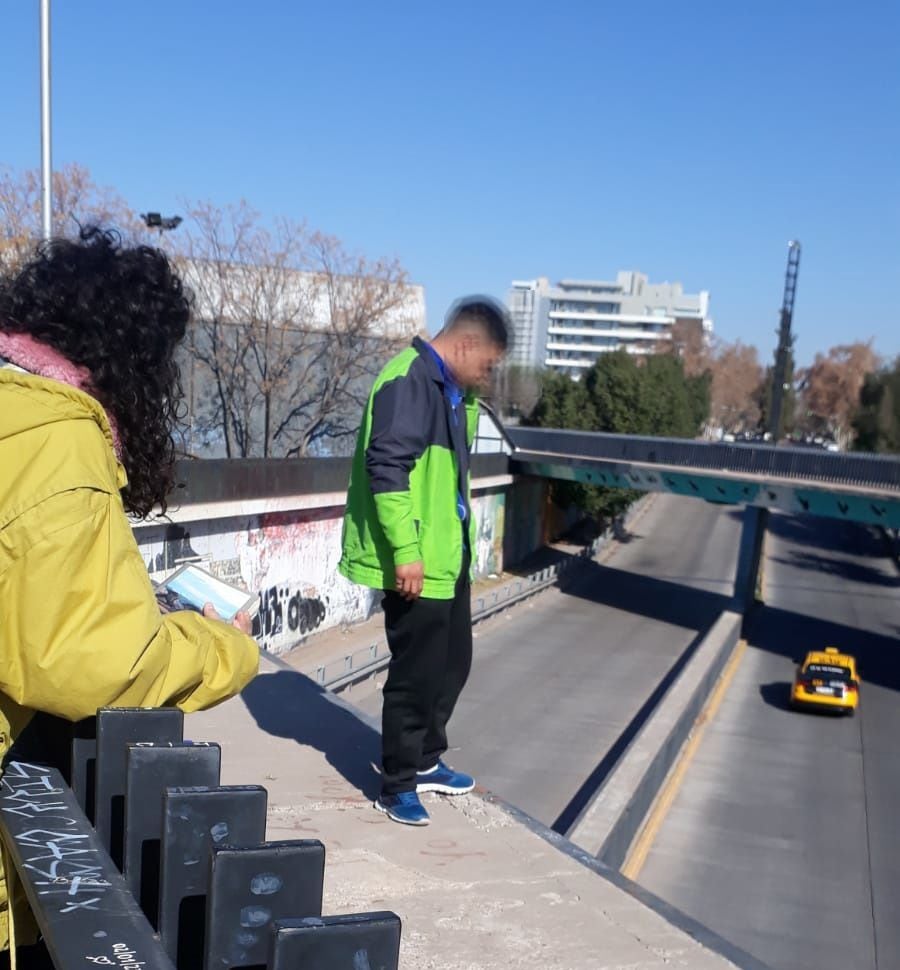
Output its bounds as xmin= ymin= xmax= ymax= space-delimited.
xmin=508 ymin=427 xmax=900 ymax=491
xmin=0 ymin=708 xmax=401 ymax=970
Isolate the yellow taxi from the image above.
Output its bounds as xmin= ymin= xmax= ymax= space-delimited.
xmin=791 ymin=647 xmax=859 ymax=715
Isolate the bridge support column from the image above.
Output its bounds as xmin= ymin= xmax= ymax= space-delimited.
xmin=733 ymin=505 xmax=768 ymax=614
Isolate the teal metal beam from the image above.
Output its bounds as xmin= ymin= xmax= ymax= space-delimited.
xmin=512 ymin=457 xmax=900 ymax=530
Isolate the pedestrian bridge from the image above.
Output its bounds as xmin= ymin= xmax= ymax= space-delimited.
xmin=505 ymin=427 xmax=900 ymax=530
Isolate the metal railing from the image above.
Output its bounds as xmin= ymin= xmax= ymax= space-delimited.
xmin=316 ymin=530 xmax=615 ymax=694
xmin=0 ymin=708 xmax=400 ymax=970
xmin=508 ymin=427 xmax=900 ymax=491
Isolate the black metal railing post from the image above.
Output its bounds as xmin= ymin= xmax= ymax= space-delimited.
xmin=0 ymin=708 xmax=401 ymax=970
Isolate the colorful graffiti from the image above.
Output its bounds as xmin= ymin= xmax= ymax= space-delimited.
xmin=133 ymin=479 xmax=540 ymax=655
xmin=471 ymin=489 xmax=506 ymax=577
xmin=134 ymin=508 xmax=374 ymax=655
xmin=235 ymin=507 xmax=376 ymax=653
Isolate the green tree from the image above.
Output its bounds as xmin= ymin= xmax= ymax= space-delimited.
xmin=686 ymin=371 xmax=712 ymax=433
xmin=529 ymin=369 xmax=595 ymax=430
xmin=853 ymin=358 xmax=900 ymax=453
xmin=586 ymin=351 xmax=706 ymax=438
xmin=585 ymin=350 xmax=646 ymax=433
xmin=528 ymin=351 xmax=709 ymax=526
xmin=642 ymin=354 xmax=699 ymax=438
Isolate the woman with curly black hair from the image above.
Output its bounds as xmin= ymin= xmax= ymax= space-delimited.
xmin=0 ymin=229 xmax=259 ymax=957
xmin=1 ymin=226 xmax=190 ymax=517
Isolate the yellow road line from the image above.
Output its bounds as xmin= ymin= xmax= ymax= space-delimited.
xmin=621 ymin=638 xmax=749 ymax=881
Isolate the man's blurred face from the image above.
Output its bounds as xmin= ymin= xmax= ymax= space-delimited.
xmin=454 ymin=331 xmax=505 ymax=393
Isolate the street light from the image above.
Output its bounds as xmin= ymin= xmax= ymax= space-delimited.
xmin=141 ymin=212 xmax=183 ymax=236
xmin=140 ymin=211 xmax=190 ymax=445
xmin=767 ymin=241 xmax=801 ymax=442
xmin=40 ymin=0 xmax=53 ymax=241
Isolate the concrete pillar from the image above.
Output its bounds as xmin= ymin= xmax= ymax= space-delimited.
xmin=733 ymin=505 xmax=768 ymax=614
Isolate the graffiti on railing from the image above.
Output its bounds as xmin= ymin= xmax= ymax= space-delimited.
xmin=0 ymin=762 xmax=111 ymax=914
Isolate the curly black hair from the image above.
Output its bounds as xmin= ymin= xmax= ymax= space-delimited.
xmin=0 ymin=227 xmax=190 ymax=518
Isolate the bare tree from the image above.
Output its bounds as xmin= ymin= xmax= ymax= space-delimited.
xmin=797 ymin=341 xmax=880 ymax=446
xmin=658 ymin=318 xmax=712 ymax=377
xmin=708 ymin=339 xmax=764 ymax=433
xmin=0 ymin=163 xmax=147 ymax=274
xmin=0 ymin=168 xmax=419 ymax=459
xmin=175 ymin=202 xmax=419 ymax=458
xmin=277 ymin=231 xmax=417 ymax=457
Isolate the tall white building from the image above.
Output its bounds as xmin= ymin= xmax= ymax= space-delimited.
xmin=508 ymin=272 xmax=712 ymax=377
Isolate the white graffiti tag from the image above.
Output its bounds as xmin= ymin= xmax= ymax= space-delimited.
xmin=1 ymin=762 xmax=108 ymax=914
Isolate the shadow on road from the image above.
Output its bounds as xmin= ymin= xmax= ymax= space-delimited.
xmin=766 ymin=514 xmax=886 ymax=553
xmin=747 ymin=606 xmax=900 ymax=697
xmin=771 ymin=551 xmax=900 ymax=589
xmin=551 ymin=623 xmax=715 ymax=837
xmin=547 ymin=557 xmax=734 ymax=836
xmin=557 ymin=560 xmax=733 ymax=632
xmin=758 ymin=681 xmax=794 ymax=711
xmin=241 ymin=670 xmax=382 ymax=800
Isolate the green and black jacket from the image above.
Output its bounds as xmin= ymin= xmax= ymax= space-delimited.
xmin=339 ymin=337 xmax=479 ymax=599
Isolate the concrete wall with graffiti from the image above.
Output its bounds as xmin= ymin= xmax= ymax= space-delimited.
xmin=135 ymin=505 xmax=373 ymax=655
xmin=134 ymin=474 xmax=549 ymax=656
xmin=471 ymin=488 xmax=506 ymax=578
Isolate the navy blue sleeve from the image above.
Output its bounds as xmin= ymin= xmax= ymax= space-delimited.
xmin=365 ymin=375 xmax=429 ymax=495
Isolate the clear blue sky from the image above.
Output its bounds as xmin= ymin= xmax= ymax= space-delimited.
xmin=2 ymin=1 xmax=898 ymax=365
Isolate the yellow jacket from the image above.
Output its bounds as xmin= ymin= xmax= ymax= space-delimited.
xmin=0 ymin=368 xmax=260 ymax=947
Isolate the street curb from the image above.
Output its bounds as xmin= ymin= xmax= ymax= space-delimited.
xmin=567 ymin=611 xmax=743 ymax=869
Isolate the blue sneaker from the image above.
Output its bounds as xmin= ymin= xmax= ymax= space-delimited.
xmin=374 ymin=791 xmax=430 ymax=826
xmin=416 ymin=760 xmax=475 ymax=795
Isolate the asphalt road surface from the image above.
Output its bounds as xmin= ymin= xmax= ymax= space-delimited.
xmin=355 ymin=493 xmax=742 ymax=828
xmin=639 ymin=514 xmax=900 ymax=970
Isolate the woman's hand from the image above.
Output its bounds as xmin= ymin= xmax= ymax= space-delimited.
xmin=203 ymin=603 xmax=253 ymax=636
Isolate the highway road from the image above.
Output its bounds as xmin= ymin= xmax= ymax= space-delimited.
xmin=639 ymin=514 xmax=900 ymax=970
xmin=355 ymin=493 xmax=742 ymax=829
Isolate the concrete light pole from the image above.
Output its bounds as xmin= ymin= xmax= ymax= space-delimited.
xmin=768 ymin=241 xmax=801 ymax=442
xmin=40 ymin=0 xmax=53 ymax=241
xmin=737 ymin=241 xmax=803 ymax=614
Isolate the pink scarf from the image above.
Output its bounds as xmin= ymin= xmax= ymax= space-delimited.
xmin=0 ymin=330 xmax=124 ymax=460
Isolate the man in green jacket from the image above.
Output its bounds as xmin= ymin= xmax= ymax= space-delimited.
xmin=339 ymin=297 xmax=509 ymax=825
